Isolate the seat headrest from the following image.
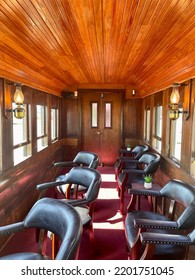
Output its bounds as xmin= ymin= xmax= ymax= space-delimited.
xmin=161 ymin=179 xmax=195 ymax=207
xmin=73 ymin=151 xmax=99 ymax=168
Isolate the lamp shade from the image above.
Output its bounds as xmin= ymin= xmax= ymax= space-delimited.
xmin=170 ymin=86 xmax=180 ymax=104
xmin=14 ymin=85 xmax=24 ymax=104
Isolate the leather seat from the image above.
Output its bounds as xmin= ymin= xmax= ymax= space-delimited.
xmin=125 ymin=179 xmax=195 ymax=260
xmin=37 ymin=166 xmax=102 ymax=254
xmin=54 ymin=151 xmax=99 ymax=198
xmin=114 ymin=145 xmax=149 ymax=181
xmin=0 ymin=198 xmax=82 ymax=260
xmin=117 ymin=152 xmax=161 ymax=214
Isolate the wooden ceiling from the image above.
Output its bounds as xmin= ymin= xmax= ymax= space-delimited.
xmin=0 ymin=0 xmax=195 ymax=97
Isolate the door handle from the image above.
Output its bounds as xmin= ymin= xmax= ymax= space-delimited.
xmin=96 ymin=131 xmax=102 ymax=135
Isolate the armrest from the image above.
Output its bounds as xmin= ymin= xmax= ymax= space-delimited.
xmin=122 ymin=169 xmax=144 ymax=174
xmin=54 ymin=161 xmax=77 ymax=167
xmin=0 ymin=222 xmax=24 ymax=236
xmin=120 ymin=157 xmax=137 ymax=162
xmin=134 ymin=218 xmax=179 ymax=229
xmin=140 ymin=232 xmax=191 ymax=245
xmin=36 ymin=180 xmax=67 ymax=190
xmin=129 ymin=189 xmax=161 ymax=196
xmin=121 ymin=158 xmax=139 ymax=164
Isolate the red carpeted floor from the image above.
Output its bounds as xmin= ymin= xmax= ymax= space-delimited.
xmin=78 ymin=166 xmax=128 ymax=260
xmin=0 ymin=166 xmax=149 ymax=260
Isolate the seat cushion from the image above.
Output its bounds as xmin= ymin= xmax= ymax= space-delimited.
xmin=0 ymin=252 xmax=50 ymax=260
xmin=118 ymin=173 xmax=144 ymax=189
xmin=74 ymin=206 xmax=91 ymax=226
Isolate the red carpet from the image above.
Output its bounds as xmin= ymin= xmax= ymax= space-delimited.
xmin=78 ymin=166 xmax=128 ymax=259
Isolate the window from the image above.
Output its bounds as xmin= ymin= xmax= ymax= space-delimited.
xmin=169 ymin=110 xmax=183 ymax=163
xmin=37 ymin=105 xmax=48 ymax=151
xmin=145 ymin=108 xmax=151 ymax=143
xmin=13 ymin=104 xmax=31 ymax=165
xmin=91 ymin=102 xmax=98 ymax=128
xmin=104 ymin=102 xmax=112 ymax=128
xmin=153 ymin=106 xmax=162 ymax=152
xmin=51 ymin=108 xmax=59 ymax=142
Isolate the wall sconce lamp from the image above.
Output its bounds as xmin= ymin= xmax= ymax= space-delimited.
xmin=13 ymin=84 xmax=25 ymax=119
xmin=169 ymin=83 xmax=189 ymax=121
xmin=4 ymin=82 xmax=25 ymax=119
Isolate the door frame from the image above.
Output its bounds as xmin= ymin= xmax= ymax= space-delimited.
xmin=78 ymin=89 xmax=125 ymax=165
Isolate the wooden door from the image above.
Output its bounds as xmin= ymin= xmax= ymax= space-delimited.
xmin=80 ymin=91 xmax=123 ymax=166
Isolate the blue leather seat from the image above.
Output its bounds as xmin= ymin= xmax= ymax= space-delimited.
xmin=0 ymin=197 xmax=82 ymax=260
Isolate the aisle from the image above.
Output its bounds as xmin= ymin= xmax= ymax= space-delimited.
xmin=78 ymin=166 xmax=128 ymax=260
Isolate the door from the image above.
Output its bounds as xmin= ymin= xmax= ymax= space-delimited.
xmin=80 ymin=91 xmax=123 ymax=166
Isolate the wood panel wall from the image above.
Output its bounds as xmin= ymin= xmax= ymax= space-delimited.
xmin=0 ymin=81 xmax=63 ymax=250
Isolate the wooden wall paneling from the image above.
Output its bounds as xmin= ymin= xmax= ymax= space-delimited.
xmin=161 ymin=88 xmax=171 ymax=157
xmin=123 ymin=99 xmax=143 ymax=147
xmin=180 ymin=80 xmax=193 ymax=173
xmin=189 ymin=79 xmax=195 ymax=176
xmin=0 ymin=140 xmax=63 ymax=251
xmin=1 ymin=80 xmax=13 ymax=171
xmin=61 ymin=97 xmax=79 ymax=160
xmin=150 ymin=95 xmax=154 ymax=145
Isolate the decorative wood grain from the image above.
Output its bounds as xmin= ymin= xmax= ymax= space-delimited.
xmin=0 ymin=0 xmax=194 ymax=96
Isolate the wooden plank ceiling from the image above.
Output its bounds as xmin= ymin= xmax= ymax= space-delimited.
xmin=0 ymin=0 xmax=195 ymax=97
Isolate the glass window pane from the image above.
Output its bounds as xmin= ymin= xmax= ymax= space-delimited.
xmin=14 ymin=144 xmax=31 ymax=165
xmin=145 ymin=109 xmax=151 ymax=142
xmin=156 ymin=106 xmax=162 ymax=137
xmin=13 ymin=104 xmax=27 ymax=145
xmin=37 ymin=105 xmax=45 ymax=137
xmin=91 ymin=102 xmax=98 ymax=127
xmin=37 ymin=137 xmax=48 ymax=151
xmin=170 ymin=111 xmax=183 ymax=162
xmin=51 ymin=108 xmax=58 ymax=141
xmin=12 ymin=104 xmax=32 ymax=165
xmin=36 ymin=105 xmax=48 ymax=151
xmin=105 ymin=102 xmax=112 ymax=128
xmin=153 ymin=106 xmax=162 ymax=152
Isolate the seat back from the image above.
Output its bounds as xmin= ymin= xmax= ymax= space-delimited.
xmin=73 ymin=151 xmax=99 ymax=169
xmin=138 ymin=152 xmax=161 ymax=174
xmin=189 ymin=229 xmax=195 ymax=244
xmin=24 ymin=197 xmax=82 ymax=260
xmin=62 ymin=166 xmax=102 ymax=203
xmin=132 ymin=145 xmax=149 ymax=159
xmin=160 ymin=179 xmax=195 ymax=229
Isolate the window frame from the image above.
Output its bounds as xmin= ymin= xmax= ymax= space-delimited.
xmin=51 ymin=107 xmax=59 ymax=142
xmin=36 ymin=104 xmax=48 ymax=152
xmin=13 ymin=103 xmax=32 ymax=165
xmin=145 ymin=108 xmax=151 ymax=143
xmin=152 ymin=105 xmax=162 ymax=152
xmin=169 ymin=109 xmax=183 ymax=164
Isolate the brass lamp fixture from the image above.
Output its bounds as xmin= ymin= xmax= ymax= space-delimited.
xmin=169 ymin=82 xmax=189 ymax=121
xmin=13 ymin=84 xmax=25 ymax=119
xmin=169 ymin=83 xmax=180 ymax=120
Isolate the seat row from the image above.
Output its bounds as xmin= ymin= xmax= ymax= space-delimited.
xmin=0 ymin=151 xmax=101 ymax=260
xmin=115 ymin=145 xmax=195 ymax=260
